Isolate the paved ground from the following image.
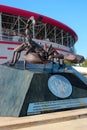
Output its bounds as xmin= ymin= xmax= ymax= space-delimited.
xmin=0 ymin=108 xmax=87 ymax=130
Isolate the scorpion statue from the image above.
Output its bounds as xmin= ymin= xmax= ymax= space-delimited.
xmin=9 ymin=16 xmax=84 ymax=69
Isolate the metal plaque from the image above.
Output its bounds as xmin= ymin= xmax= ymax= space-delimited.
xmin=27 ymin=98 xmax=87 ymax=115
xmin=48 ymin=75 xmax=72 ymax=98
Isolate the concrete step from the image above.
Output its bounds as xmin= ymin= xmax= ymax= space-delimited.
xmin=0 ymin=108 xmax=87 ymax=130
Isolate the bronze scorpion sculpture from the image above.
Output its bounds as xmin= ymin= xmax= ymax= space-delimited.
xmin=9 ymin=16 xmax=84 ymax=69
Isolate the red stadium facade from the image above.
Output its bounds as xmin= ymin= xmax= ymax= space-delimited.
xmin=0 ymin=4 xmax=78 ymax=64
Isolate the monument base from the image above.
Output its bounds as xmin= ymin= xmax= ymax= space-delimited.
xmin=0 ymin=64 xmax=87 ymax=117
xmin=27 ymin=71 xmax=87 ymax=115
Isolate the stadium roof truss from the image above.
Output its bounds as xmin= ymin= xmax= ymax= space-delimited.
xmin=1 ymin=12 xmax=75 ymax=47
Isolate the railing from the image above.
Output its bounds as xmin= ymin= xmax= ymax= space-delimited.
xmin=0 ymin=33 xmax=25 ymax=43
xmin=0 ymin=33 xmax=71 ymax=53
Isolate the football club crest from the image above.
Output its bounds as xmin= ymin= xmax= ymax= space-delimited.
xmin=48 ymin=75 xmax=72 ymax=98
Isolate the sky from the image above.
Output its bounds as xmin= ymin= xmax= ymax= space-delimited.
xmin=0 ymin=0 xmax=87 ymax=58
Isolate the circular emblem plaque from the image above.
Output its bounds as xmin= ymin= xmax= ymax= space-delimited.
xmin=48 ymin=75 xmax=72 ymax=98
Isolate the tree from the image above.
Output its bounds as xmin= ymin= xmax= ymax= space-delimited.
xmin=81 ymin=59 xmax=87 ymax=67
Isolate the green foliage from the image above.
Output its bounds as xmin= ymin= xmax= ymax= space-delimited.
xmin=64 ymin=61 xmax=74 ymax=66
xmin=81 ymin=59 xmax=87 ymax=67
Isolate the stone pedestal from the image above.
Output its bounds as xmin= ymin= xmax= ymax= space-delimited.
xmin=0 ymin=65 xmax=87 ymax=117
